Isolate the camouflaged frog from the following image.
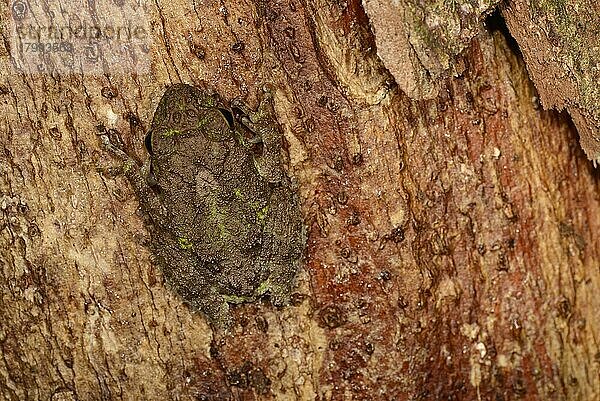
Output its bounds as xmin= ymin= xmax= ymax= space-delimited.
xmin=103 ymin=83 xmax=305 ymax=328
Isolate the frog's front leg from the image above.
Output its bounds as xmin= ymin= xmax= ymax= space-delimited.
xmin=101 ymin=134 xmax=169 ymax=226
xmin=232 ymin=87 xmax=284 ymax=184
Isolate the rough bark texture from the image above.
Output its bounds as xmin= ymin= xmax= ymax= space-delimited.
xmin=502 ymin=0 xmax=600 ymax=162
xmin=362 ymin=0 xmax=501 ymax=99
xmin=1 ymin=1 xmax=599 ymax=401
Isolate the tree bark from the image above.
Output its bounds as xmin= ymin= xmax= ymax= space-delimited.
xmin=502 ymin=0 xmax=600 ymax=162
xmin=0 ymin=0 xmax=598 ymax=400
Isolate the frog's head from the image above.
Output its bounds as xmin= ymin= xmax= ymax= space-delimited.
xmin=145 ymin=84 xmax=236 ymax=158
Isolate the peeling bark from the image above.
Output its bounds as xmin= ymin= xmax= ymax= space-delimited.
xmin=0 ymin=1 xmax=599 ymax=400
xmin=502 ymin=0 xmax=600 ymax=162
xmin=362 ymin=0 xmax=500 ymax=99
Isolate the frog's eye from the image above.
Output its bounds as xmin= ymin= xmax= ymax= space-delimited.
xmin=218 ymin=108 xmax=234 ymax=128
xmin=144 ymin=131 xmax=153 ymax=155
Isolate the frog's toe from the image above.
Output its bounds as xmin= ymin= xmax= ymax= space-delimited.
xmin=239 ymin=115 xmax=259 ymax=134
xmin=100 ymin=134 xmax=127 ymax=159
xmin=270 ymin=292 xmax=291 ymax=307
xmin=231 ymin=98 xmax=253 ymax=116
xmin=263 ymin=281 xmax=292 ymax=307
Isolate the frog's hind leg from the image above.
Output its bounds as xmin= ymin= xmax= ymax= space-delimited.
xmin=259 ymin=188 xmax=304 ymax=306
xmin=155 ymin=236 xmax=234 ymax=329
xmin=258 ymin=263 xmax=296 ymax=306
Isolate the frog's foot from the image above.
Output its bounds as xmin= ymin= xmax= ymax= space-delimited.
xmin=256 ymin=84 xmax=275 ymax=114
xmin=269 ymin=282 xmax=292 ymax=307
xmin=231 ymin=98 xmax=253 ymax=119
xmin=231 ymin=85 xmax=275 ymax=133
xmin=195 ymin=294 xmax=233 ymax=330
xmin=142 ymin=159 xmax=158 ymax=187
xmin=257 ymin=275 xmax=293 ymax=307
xmin=100 ymin=132 xmax=132 ymax=162
xmin=99 ymin=134 xmax=140 ymax=178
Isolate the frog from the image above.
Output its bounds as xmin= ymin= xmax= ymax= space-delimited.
xmin=102 ymin=83 xmax=305 ymax=328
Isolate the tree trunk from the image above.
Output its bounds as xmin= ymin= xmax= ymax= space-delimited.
xmin=0 ymin=1 xmax=598 ymax=400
